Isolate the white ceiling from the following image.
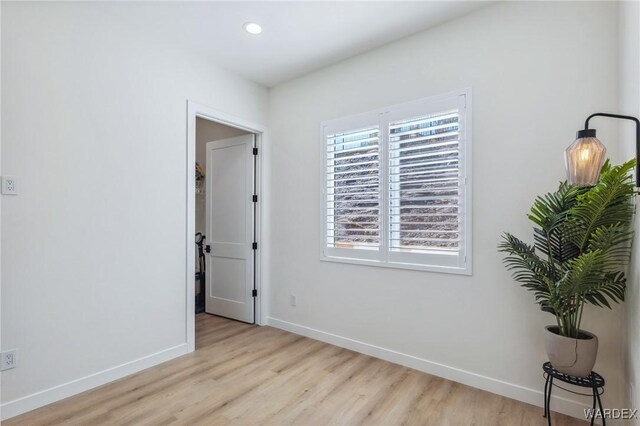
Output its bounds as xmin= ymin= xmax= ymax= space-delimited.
xmin=108 ymin=2 xmax=493 ymax=87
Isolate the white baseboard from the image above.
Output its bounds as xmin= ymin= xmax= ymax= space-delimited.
xmin=267 ymin=317 xmax=594 ymax=422
xmin=0 ymin=343 xmax=189 ymax=421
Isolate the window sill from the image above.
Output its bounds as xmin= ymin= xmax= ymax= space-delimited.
xmin=320 ymin=254 xmax=472 ymax=276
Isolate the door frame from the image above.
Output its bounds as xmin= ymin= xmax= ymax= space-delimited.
xmin=186 ymin=100 xmax=267 ymax=352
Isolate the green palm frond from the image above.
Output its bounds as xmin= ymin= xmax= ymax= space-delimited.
xmin=587 ymin=223 xmax=634 ymax=263
xmin=565 ymin=159 xmax=636 ymax=251
xmin=528 ymin=182 xmax=585 ymax=264
xmin=586 ymin=271 xmax=626 ymax=307
xmin=498 ymin=233 xmax=553 ymax=310
xmin=560 ymin=250 xmax=611 ymax=297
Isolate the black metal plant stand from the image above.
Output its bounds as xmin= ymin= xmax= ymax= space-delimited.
xmin=543 ymin=362 xmax=605 ymax=426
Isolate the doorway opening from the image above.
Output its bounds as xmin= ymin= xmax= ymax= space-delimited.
xmin=186 ymin=101 xmax=265 ymax=352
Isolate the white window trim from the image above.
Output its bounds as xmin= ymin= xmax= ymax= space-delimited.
xmin=319 ymin=88 xmax=473 ymax=276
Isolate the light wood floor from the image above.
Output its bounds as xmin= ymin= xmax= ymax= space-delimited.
xmin=6 ymin=314 xmax=586 ymax=425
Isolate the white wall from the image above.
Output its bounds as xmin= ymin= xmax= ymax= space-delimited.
xmin=0 ymin=1 xmax=268 ymax=418
xmin=619 ymin=1 xmax=640 ymax=421
xmin=268 ymin=1 xmax=622 ymax=419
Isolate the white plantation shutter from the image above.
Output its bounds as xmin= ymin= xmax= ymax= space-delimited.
xmin=325 ymin=119 xmax=382 ymax=260
xmin=387 ymin=108 xmax=464 ymax=268
xmin=322 ymin=91 xmax=470 ymax=274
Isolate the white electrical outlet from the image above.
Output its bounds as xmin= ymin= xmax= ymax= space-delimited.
xmin=1 ymin=176 xmax=18 ymax=195
xmin=1 ymin=349 xmax=17 ymax=371
xmin=290 ymin=294 xmax=297 ymax=307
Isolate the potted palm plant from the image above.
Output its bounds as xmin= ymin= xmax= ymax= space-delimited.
xmin=499 ymin=159 xmax=636 ymax=377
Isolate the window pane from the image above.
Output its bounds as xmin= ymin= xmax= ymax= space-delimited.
xmin=327 ymin=126 xmax=380 ymax=250
xmin=388 ymin=110 xmax=461 ymax=253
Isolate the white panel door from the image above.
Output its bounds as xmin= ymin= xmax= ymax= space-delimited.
xmin=205 ymin=134 xmax=255 ymax=323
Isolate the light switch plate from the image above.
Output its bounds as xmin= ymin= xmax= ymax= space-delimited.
xmin=2 ymin=176 xmax=18 ymax=195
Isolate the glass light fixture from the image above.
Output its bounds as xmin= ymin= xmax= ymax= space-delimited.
xmin=565 ymin=129 xmax=606 ymax=185
xmin=565 ymin=113 xmax=640 ymax=187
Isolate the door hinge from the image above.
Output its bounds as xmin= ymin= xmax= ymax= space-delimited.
xmin=252 ymin=289 xmax=257 ymax=297
xmin=205 ymin=245 xmax=211 ymax=253
xmin=253 ymin=147 xmax=258 ymax=155
xmin=252 ymin=242 xmax=258 ymax=250
xmin=252 ymin=194 xmax=258 ymax=202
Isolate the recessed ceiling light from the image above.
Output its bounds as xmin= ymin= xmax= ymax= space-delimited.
xmin=244 ymin=22 xmax=262 ymax=35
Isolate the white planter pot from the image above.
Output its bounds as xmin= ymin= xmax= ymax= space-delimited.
xmin=543 ymin=325 xmax=598 ymax=377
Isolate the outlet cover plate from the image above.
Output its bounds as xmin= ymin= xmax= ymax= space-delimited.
xmin=1 ymin=349 xmax=17 ymax=371
xmin=1 ymin=176 xmax=18 ymax=195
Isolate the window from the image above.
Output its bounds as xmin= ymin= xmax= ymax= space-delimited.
xmin=322 ymin=90 xmax=471 ymax=274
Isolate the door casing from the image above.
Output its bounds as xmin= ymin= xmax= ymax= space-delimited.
xmin=186 ymin=100 xmax=266 ymax=353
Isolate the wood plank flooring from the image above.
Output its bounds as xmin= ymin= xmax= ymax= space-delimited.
xmin=5 ymin=314 xmax=586 ymax=425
